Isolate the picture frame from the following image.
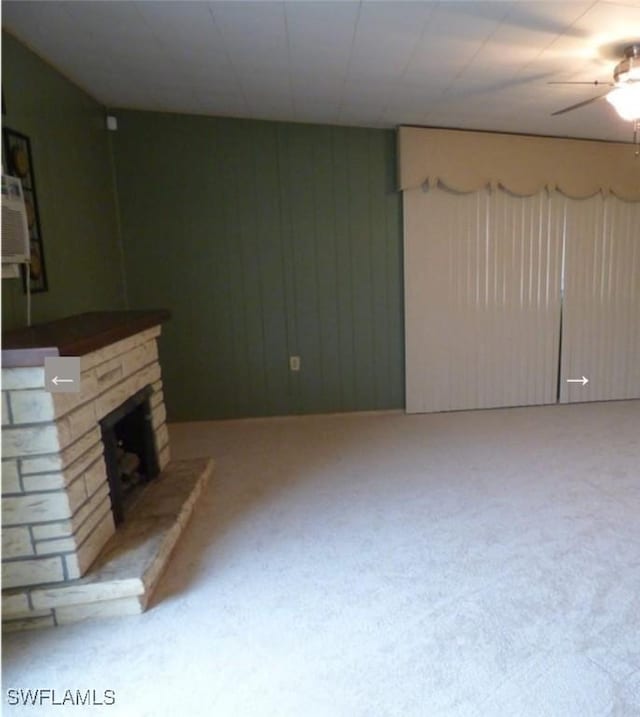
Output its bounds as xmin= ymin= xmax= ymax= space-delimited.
xmin=3 ymin=127 xmax=48 ymax=293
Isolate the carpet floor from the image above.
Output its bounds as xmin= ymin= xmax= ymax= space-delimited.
xmin=3 ymin=400 xmax=640 ymax=717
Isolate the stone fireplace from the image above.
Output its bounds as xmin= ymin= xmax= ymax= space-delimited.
xmin=1 ymin=311 xmax=211 ymax=630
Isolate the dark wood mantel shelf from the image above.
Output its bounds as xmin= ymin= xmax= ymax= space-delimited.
xmin=2 ymin=310 xmax=171 ymax=368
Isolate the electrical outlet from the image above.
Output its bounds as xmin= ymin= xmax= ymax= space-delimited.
xmin=289 ymin=355 xmax=301 ymax=372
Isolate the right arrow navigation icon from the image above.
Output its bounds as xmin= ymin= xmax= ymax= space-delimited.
xmin=566 ymin=376 xmax=589 ymax=386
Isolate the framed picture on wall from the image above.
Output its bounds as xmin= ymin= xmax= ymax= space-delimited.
xmin=3 ymin=127 xmax=48 ymax=293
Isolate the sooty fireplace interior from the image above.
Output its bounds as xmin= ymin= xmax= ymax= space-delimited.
xmin=100 ymin=386 xmax=159 ymax=525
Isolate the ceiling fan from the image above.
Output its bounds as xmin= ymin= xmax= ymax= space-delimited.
xmin=550 ymin=43 xmax=640 ymax=152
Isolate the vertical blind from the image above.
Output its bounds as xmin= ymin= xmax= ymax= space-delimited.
xmin=404 ymin=186 xmax=640 ymax=413
xmin=560 ymin=194 xmax=640 ymax=403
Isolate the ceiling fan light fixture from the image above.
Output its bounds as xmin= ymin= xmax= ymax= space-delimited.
xmin=616 ymin=67 xmax=640 ymax=83
xmin=606 ymin=83 xmax=640 ymax=121
xmin=613 ymin=44 xmax=640 ymax=83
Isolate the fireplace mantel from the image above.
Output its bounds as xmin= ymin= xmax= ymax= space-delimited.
xmin=2 ymin=310 xmax=171 ymax=368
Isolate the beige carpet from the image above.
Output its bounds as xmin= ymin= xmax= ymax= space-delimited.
xmin=3 ymin=401 xmax=640 ymax=716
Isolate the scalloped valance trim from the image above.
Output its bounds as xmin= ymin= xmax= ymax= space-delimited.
xmin=399 ymin=127 xmax=640 ymax=201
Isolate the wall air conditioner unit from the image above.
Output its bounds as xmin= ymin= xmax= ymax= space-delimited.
xmin=2 ymin=173 xmax=33 ymax=325
xmin=2 ymin=174 xmax=31 ymax=266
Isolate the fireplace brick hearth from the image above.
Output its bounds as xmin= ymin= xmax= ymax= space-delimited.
xmin=1 ymin=311 xmax=211 ymax=630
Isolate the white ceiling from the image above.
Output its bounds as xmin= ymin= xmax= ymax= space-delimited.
xmin=4 ymin=1 xmax=640 ymax=142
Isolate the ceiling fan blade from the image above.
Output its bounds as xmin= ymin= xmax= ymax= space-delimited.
xmin=547 ymin=80 xmax=613 ymax=86
xmin=551 ymin=92 xmax=610 ymax=116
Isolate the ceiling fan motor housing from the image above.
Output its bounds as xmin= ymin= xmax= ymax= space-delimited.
xmin=613 ymin=44 xmax=640 ymax=83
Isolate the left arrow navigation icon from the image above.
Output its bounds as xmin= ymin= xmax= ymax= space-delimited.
xmin=45 ymin=357 xmax=81 ymax=393
xmin=52 ymin=376 xmax=74 ymax=386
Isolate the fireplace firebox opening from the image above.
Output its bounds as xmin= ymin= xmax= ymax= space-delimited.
xmin=100 ymin=386 xmax=159 ymax=525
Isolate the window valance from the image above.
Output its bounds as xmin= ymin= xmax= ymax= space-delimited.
xmin=398 ymin=126 xmax=640 ymax=201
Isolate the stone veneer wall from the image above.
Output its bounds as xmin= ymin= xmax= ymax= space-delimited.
xmin=1 ymin=326 xmax=170 ymax=592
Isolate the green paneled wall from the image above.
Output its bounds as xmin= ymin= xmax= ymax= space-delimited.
xmin=113 ymin=112 xmax=404 ymax=420
xmin=1 ymin=36 xmax=404 ymax=420
xmin=1 ymin=33 xmax=124 ymax=329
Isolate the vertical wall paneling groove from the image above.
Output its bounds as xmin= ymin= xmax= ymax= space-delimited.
xmin=114 ymin=113 xmax=404 ymax=421
xmin=560 ymin=194 xmax=640 ymax=403
xmin=370 ymin=132 xmax=390 ymax=408
xmin=275 ymin=123 xmax=298 ymax=413
xmin=290 ymin=125 xmax=322 ymax=412
xmin=332 ymin=127 xmax=357 ymax=410
xmin=312 ymin=130 xmax=327 ymax=411
xmin=404 ymin=186 xmax=563 ymax=413
xmin=228 ymin=121 xmax=252 ymax=416
xmin=349 ymin=131 xmax=374 ymax=409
